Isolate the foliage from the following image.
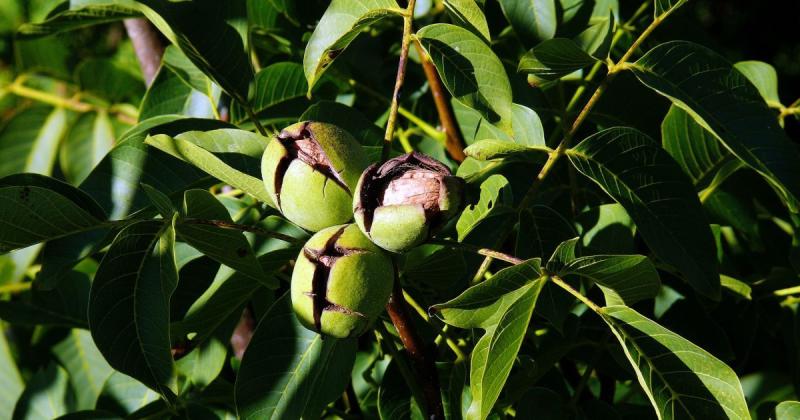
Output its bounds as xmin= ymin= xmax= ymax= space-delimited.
xmin=0 ymin=0 xmax=799 ymax=419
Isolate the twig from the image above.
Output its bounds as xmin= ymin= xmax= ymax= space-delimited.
xmin=381 ymin=0 xmax=417 ymax=162
xmin=182 ymin=218 xmax=303 ymax=244
xmin=124 ymin=18 xmax=165 ymax=87
xmin=413 ymin=39 xmax=466 ymax=162
xmin=402 ymin=289 xmax=466 ymax=362
xmin=386 ymin=282 xmax=444 ymax=419
xmin=5 ymin=80 xmax=138 ymax=125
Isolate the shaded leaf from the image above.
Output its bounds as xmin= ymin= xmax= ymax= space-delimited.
xmin=0 ymin=174 xmax=106 ymax=252
xmin=16 ymin=1 xmax=138 ymax=38
xmin=567 ymin=127 xmax=720 ymax=299
xmin=98 ymin=372 xmax=159 ymax=416
xmin=516 ymin=205 xmax=577 ymax=260
xmin=88 ymin=220 xmax=178 ymax=397
xmin=661 ymin=105 xmax=734 ymax=189
xmin=177 ymin=189 xmax=270 ymax=287
xmin=0 ymin=326 xmax=23 ymax=420
xmin=0 ymin=105 xmax=70 ymax=177
xmin=629 ymin=41 xmax=800 ymax=211
xmin=235 ymin=293 xmax=357 ymax=419
xmin=518 ymin=38 xmax=597 ymax=83
xmin=13 ymin=363 xmax=72 ymax=420
xmin=301 ymin=100 xmax=384 ymax=147
xmin=52 ymin=330 xmax=113 ymax=410
xmin=60 ymin=111 xmax=119 ymax=185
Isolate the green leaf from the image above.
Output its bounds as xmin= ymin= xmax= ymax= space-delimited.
xmin=303 ymin=0 xmax=401 ymax=91
xmin=444 ymin=0 xmax=491 ymax=42
xmin=498 ymin=0 xmax=557 ymax=45
xmin=661 ymin=105 xmax=735 ymax=190
xmin=75 ymin=58 xmax=144 ymax=103
xmin=13 ymin=363 xmax=72 ymax=420
xmin=16 ymin=1 xmax=139 ymax=38
xmin=79 ymin=116 xmax=232 ymax=219
xmin=567 ymin=127 xmax=720 ymax=299
xmin=177 ymin=189 xmax=270 ymax=287
xmin=141 ymin=183 xmax=176 ymax=219
xmin=52 ymin=329 xmax=113 ymax=410
xmin=510 ymin=103 xmax=546 ymax=147
xmin=0 ymin=268 xmax=91 ymax=328
xmin=516 ymin=205 xmax=578 ymax=260
xmin=235 ymin=293 xmax=357 ymax=419
xmin=145 ymin=129 xmax=273 ymax=206
xmin=467 ymin=278 xmax=546 ymax=420
xmin=518 ymin=38 xmax=597 ymax=83
xmin=545 ymin=237 xmax=580 ymax=272
xmin=301 ymin=101 xmax=384 ymax=146
xmin=417 ymin=23 xmax=514 ymax=133
xmin=629 ymin=41 xmax=800 ymax=211
xmin=456 ymin=174 xmax=513 ymax=241
xmin=432 ymin=259 xmax=542 ymax=329
xmin=573 ymin=11 xmax=615 ymax=59
xmin=464 ymin=139 xmax=549 ymax=161
xmin=734 ymin=61 xmax=781 ymax=106
xmin=175 ymin=336 xmax=227 ymax=389
xmin=0 ymin=325 xmax=23 ymax=420
xmin=776 ymin=401 xmax=800 ymax=420
xmin=139 ymin=48 xmax=219 ymax=121
xmin=560 ymin=255 xmax=660 ymax=305
xmin=247 ymin=62 xmax=308 ymax=118
xmin=173 ymin=248 xmax=296 ymax=343
xmin=136 ymin=0 xmax=253 ymax=103
xmin=578 ymin=203 xmax=636 ymax=254
xmin=0 ymin=174 xmax=106 ymax=252
xmin=602 ymin=305 xmax=750 ymax=419
xmin=654 ymin=0 xmax=688 ymax=17
xmin=60 ymin=111 xmax=120 ymax=185
xmin=88 ymin=220 xmax=178 ymax=398
xmin=99 ymin=372 xmax=159 ymax=415
xmin=0 ymin=105 xmax=70 ymax=177
xmin=720 ymin=274 xmax=752 ymax=300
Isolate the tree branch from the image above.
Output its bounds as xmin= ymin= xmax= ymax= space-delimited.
xmin=413 ymin=39 xmax=466 ymax=162
xmin=386 ymin=282 xmax=444 ymax=419
xmin=124 ymin=18 xmax=165 ymax=87
xmin=381 ymin=0 xmax=417 ymax=162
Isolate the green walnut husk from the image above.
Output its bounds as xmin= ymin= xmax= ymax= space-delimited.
xmin=353 ymin=152 xmax=465 ymax=253
xmin=291 ymin=224 xmax=395 ymax=338
xmin=262 ymin=121 xmax=369 ymax=232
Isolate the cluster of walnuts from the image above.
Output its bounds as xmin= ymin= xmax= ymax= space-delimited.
xmin=262 ymin=121 xmax=464 ymax=338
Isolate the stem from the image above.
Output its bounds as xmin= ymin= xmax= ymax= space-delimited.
xmin=549 ymin=275 xmax=601 ymax=313
xmin=381 ymin=0 xmax=417 ymax=162
xmin=518 ymin=4 xmax=670 ymax=210
xmin=182 ymin=218 xmax=303 ymax=243
xmin=244 ymin=105 xmax=268 ymax=136
xmin=349 ymin=78 xmax=444 ymax=142
xmin=386 ymin=282 xmax=444 ymax=419
xmin=124 ymin=18 xmax=164 ymax=87
xmin=0 ymin=282 xmax=32 ymax=295
xmin=429 ymin=239 xmax=523 ymax=265
xmin=402 ymin=289 xmax=466 ymax=362
xmin=343 ymin=383 xmax=363 ymax=417
xmin=413 ymin=39 xmax=466 ymax=162
xmin=6 ymin=81 xmax=138 ymax=125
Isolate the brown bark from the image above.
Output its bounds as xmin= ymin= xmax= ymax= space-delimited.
xmin=123 ymin=18 xmax=165 ymax=87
